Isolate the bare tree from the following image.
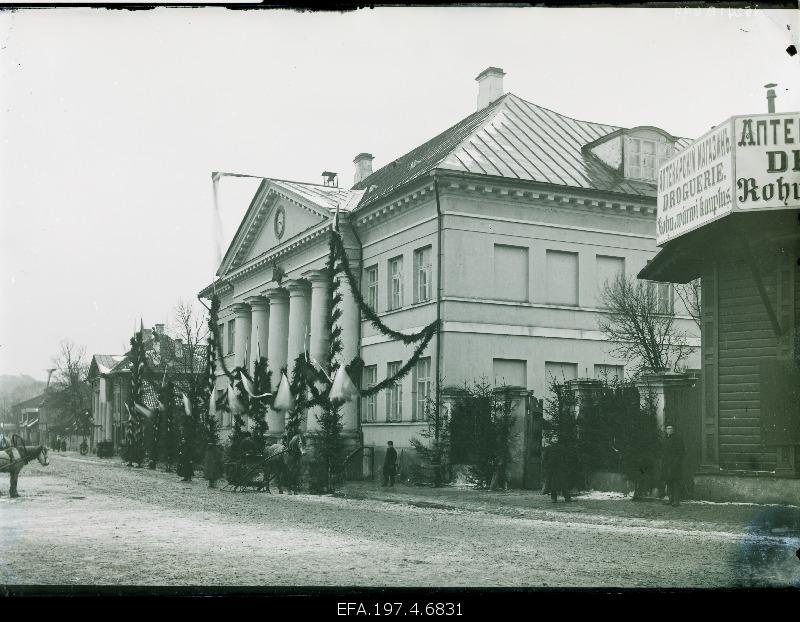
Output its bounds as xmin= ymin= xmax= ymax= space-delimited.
xmin=45 ymin=339 xmax=92 ymax=436
xmin=168 ymin=299 xmax=209 ymax=380
xmin=597 ymin=273 xmax=694 ymax=376
xmin=674 ymin=279 xmax=701 ymax=331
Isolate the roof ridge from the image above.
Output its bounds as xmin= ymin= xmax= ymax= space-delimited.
xmin=505 ymin=92 xmax=622 ymax=132
xmin=352 ymin=94 xmax=509 ymax=191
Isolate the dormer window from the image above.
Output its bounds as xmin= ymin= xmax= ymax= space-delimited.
xmin=625 ymin=136 xmax=672 ymax=182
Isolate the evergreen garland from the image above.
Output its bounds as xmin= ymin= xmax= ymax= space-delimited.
xmin=201 ymin=342 xmax=221 ymax=446
xmin=176 ymin=403 xmax=195 ymax=481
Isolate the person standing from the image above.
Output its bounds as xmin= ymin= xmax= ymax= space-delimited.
xmin=545 ymin=441 xmax=572 ymax=503
xmin=382 ymin=441 xmax=397 ymax=487
xmin=203 ymin=442 xmax=224 ymax=489
xmin=662 ymin=424 xmax=685 ymax=507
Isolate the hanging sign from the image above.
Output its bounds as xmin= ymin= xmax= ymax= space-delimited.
xmin=656 ymin=111 xmax=800 ymax=246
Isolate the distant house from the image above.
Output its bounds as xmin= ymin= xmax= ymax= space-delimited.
xmin=9 ymin=393 xmax=49 ymax=446
xmin=88 ymin=324 xmax=205 ymax=452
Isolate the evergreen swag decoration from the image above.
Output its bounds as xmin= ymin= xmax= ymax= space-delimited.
xmin=201 ymin=341 xmax=220 ymax=446
xmin=124 ymin=328 xmax=148 ymax=467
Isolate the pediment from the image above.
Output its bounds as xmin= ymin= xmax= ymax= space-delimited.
xmin=217 ymin=181 xmax=330 ymax=277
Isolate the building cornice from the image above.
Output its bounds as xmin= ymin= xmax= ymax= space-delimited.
xmin=352 ymin=169 xmax=658 ymax=232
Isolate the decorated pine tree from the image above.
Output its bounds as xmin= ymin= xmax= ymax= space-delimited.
xmin=176 ymin=402 xmax=195 ymax=482
xmin=308 ymin=233 xmax=347 ymax=493
xmin=161 ymin=381 xmax=179 ymax=471
xmin=409 ymin=383 xmax=451 ymax=487
xmin=248 ymin=356 xmax=272 ymax=455
xmin=147 ymin=387 xmax=165 ymax=469
xmin=284 ymin=354 xmax=308 ymax=444
xmin=124 ymin=328 xmax=148 ymax=468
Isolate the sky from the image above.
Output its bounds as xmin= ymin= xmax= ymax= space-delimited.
xmin=1 ymin=6 xmax=797 ymax=381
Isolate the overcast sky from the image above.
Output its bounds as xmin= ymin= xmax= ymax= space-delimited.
xmin=1 ymin=6 xmax=797 ymax=380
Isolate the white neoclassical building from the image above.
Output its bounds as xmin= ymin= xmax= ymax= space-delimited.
xmin=199 ymin=67 xmax=700 ymax=463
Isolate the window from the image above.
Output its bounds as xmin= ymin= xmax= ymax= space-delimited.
xmin=494 ymin=244 xmax=529 ymax=302
xmin=545 ymin=361 xmax=578 ymax=384
xmin=413 ymin=247 xmax=432 ymax=303
xmin=388 ymin=256 xmax=403 ymax=310
xmin=647 ymin=281 xmax=674 ymax=314
xmin=596 ymin=255 xmax=625 ymax=308
xmin=493 ymin=359 xmax=527 ymax=388
xmin=546 ymin=250 xmax=579 ymax=306
xmin=361 ymin=365 xmax=377 ymax=423
xmin=594 ymin=364 xmax=624 ymax=383
xmin=214 ymin=389 xmax=226 ymax=426
xmin=412 ymin=357 xmax=431 ymax=420
xmin=365 ymin=265 xmax=379 ymax=311
xmin=626 ymin=137 xmax=672 ymax=181
xmin=218 ymin=323 xmax=225 ymax=354
xmin=386 ymin=361 xmax=402 ymax=421
xmin=227 ymin=320 xmax=235 ymax=355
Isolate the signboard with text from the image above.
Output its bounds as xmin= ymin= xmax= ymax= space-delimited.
xmin=656 ymin=111 xmax=800 ymax=246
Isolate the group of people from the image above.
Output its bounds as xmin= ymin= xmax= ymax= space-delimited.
xmin=50 ymin=436 xmax=68 ymax=452
xmin=544 ymin=423 xmax=687 ymax=506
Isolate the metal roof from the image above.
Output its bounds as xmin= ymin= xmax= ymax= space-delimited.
xmin=353 ymin=92 xmax=693 ymax=207
xmin=269 ymin=179 xmax=360 ymax=212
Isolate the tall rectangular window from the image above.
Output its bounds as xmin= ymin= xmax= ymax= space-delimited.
xmin=227 ymin=320 xmax=235 ymax=355
xmin=388 ymin=256 xmax=403 ymax=311
xmin=386 ymin=361 xmax=402 ymax=421
xmin=647 ymin=281 xmax=674 ymax=314
xmin=413 ymin=246 xmax=432 ymax=303
xmin=218 ymin=324 xmax=225 ymax=355
xmin=365 ymin=265 xmax=379 ymax=311
xmin=494 ymin=244 xmax=529 ymax=302
xmin=361 ymin=365 xmax=377 ymax=423
xmin=596 ymin=255 xmax=625 ymax=308
xmin=412 ymin=357 xmax=431 ymax=420
xmin=546 ymin=250 xmax=579 ymax=306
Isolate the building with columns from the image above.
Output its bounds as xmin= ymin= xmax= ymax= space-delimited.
xmin=199 ymin=67 xmax=700 ymax=460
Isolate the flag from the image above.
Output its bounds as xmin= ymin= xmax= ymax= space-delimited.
xmin=240 ymin=372 xmax=272 ymax=399
xmin=309 ymin=355 xmax=332 ymax=383
xmin=181 ymin=393 xmax=192 ymax=417
xmin=330 ymin=366 xmax=358 ymax=402
xmin=134 ymin=402 xmax=155 ymax=419
xmin=273 ymin=373 xmax=294 ymax=411
xmin=227 ymin=382 xmax=246 ymax=414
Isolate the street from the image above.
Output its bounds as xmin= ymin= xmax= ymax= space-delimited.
xmin=1 ymin=453 xmax=798 ymax=588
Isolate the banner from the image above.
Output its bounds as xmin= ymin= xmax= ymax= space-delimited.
xmin=656 ymin=111 xmax=800 ymax=246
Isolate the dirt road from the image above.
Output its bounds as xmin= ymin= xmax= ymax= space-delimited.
xmin=1 ymin=453 xmax=798 ymax=588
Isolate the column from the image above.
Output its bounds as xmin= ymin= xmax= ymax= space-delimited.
xmin=245 ymin=296 xmax=270 ymax=374
xmin=338 ymin=263 xmax=361 ymax=433
xmin=305 ymin=269 xmax=329 ymax=432
xmin=286 ymin=280 xmax=311 ymax=371
xmin=230 ymin=303 xmax=252 ymax=370
xmin=266 ymin=289 xmax=289 ymax=435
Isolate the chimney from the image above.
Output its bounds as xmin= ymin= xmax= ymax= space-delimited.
xmin=765 ymin=83 xmax=777 ymax=113
xmin=476 ymin=67 xmax=505 ymax=111
xmin=353 ymin=153 xmax=374 ymax=185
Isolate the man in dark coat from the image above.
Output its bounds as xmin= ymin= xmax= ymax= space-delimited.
xmin=203 ymin=442 xmax=224 ymax=488
xmin=382 ymin=441 xmax=397 ymax=487
xmin=545 ymin=442 xmax=572 ymax=503
xmin=662 ymin=424 xmax=685 ymax=506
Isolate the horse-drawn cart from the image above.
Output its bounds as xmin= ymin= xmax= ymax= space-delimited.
xmin=222 ymin=434 xmax=306 ymax=494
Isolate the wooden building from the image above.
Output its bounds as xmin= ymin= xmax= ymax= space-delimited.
xmin=641 ymin=110 xmax=800 ymax=502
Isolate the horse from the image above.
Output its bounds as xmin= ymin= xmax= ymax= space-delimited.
xmin=262 ymin=434 xmax=307 ymax=495
xmin=0 ymin=441 xmax=49 ymax=498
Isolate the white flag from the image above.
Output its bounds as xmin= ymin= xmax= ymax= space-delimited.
xmin=273 ymin=373 xmax=294 ymax=411
xmin=330 ymin=366 xmax=358 ymax=403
